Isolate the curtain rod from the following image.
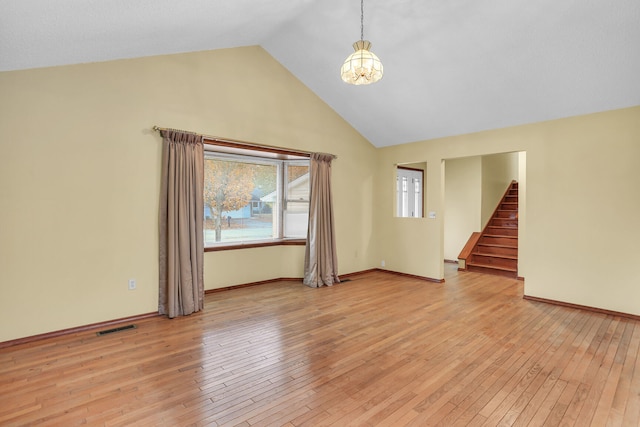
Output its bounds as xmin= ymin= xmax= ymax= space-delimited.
xmin=152 ymin=126 xmax=336 ymax=159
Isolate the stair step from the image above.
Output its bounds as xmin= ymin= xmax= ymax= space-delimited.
xmin=466 ymin=263 xmax=518 ymax=278
xmin=478 ymin=243 xmax=518 ymax=249
xmin=475 ymin=244 xmax=517 ymax=257
xmin=485 ymin=226 xmax=518 ymax=237
xmin=490 ymin=219 xmax=518 ymax=227
xmin=470 ymin=253 xmax=518 ymax=270
xmin=473 ymin=252 xmax=517 ymax=260
xmin=495 ymin=210 xmax=518 ymax=219
xmin=480 ymin=235 xmax=518 ymax=247
xmin=467 ymin=262 xmax=517 ymax=272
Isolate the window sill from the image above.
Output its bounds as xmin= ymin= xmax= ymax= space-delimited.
xmin=204 ymin=239 xmax=306 ymax=252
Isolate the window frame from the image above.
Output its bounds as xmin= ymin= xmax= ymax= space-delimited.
xmin=203 ymin=142 xmax=309 ymax=252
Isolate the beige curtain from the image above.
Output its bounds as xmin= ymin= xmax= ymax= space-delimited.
xmin=304 ymin=153 xmax=340 ymax=287
xmin=158 ymin=130 xmax=204 ymax=317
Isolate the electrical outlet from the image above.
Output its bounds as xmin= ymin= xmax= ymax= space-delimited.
xmin=128 ymin=279 xmax=136 ymax=290
xmin=381 ymin=260 xmax=386 ymax=267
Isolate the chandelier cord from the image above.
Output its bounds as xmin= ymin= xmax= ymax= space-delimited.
xmin=360 ymin=0 xmax=364 ymax=41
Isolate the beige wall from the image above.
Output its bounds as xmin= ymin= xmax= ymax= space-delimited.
xmin=374 ymin=153 xmax=444 ymax=279
xmin=481 ymin=152 xmax=519 ymax=227
xmin=1 ymin=45 xmax=639 ymax=343
xmin=204 ymin=246 xmax=306 ymax=288
xmin=0 ymin=47 xmax=377 ymax=342
xmin=444 ymin=156 xmax=482 ymax=261
xmin=375 ymin=106 xmax=640 ymax=316
xmin=517 ymin=151 xmax=527 ymax=277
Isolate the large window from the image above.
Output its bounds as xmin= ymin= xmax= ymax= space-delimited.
xmin=204 ymin=150 xmax=309 ymax=248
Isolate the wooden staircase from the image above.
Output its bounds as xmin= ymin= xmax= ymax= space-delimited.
xmin=458 ymin=181 xmax=519 ymax=278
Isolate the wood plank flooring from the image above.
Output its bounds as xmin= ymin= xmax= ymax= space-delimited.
xmin=1 ymin=265 xmax=639 ymax=426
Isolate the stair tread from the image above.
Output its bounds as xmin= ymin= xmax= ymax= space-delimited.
xmin=473 ymin=252 xmax=517 ymax=260
xmin=467 ymin=262 xmax=517 ymax=272
xmin=487 ymin=225 xmax=518 ymax=229
xmin=477 ymin=243 xmax=518 ymax=249
xmin=483 ymin=234 xmax=518 ymax=238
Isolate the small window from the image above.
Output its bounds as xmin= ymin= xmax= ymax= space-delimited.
xmin=396 ymin=166 xmax=424 ymax=217
xmin=204 ymin=151 xmax=309 ymax=247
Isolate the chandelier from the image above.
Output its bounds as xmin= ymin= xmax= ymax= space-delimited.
xmin=340 ymin=0 xmax=384 ymax=85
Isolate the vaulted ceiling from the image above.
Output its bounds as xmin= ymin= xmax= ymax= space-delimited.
xmin=2 ymin=0 xmax=639 ymax=147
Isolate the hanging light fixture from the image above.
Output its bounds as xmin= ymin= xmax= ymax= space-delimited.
xmin=340 ymin=0 xmax=383 ymax=85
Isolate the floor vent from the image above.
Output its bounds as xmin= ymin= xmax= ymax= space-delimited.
xmin=96 ymin=324 xmax=136 ymax=336
xmin=341 ymin=278 xmax=352 ymax=283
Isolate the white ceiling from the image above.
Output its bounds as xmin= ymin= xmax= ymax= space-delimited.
xmin=2 ymin=0 xmax=639 ymax=147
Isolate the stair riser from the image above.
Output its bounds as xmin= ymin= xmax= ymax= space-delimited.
xmin=504 ymin=196 xmax=518 ymax=203
xmin=486 ymin=227 xmax=518 ymax=237
xmin=480 ymin=236 xmax=518 ymax=246
xmin=469 ymin=254 xmax=517 ymax=270
xmin=476 ymin=245 xmax=518 ymax=256
xmin=500 ymin=203 xmax=518 ymax=210
xmin=495 ymin=210 xmax=517 ymax=219
xmin=467 ymin=265 xmax=517 ymax=279
xmin=490 ymin=218 xmax=518 ymax=227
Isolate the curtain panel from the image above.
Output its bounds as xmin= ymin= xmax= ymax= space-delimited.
xmin=158 ymin=130 xmax=205 ymax=317
xmin=303 ymin=153 xmax=340 ymax=287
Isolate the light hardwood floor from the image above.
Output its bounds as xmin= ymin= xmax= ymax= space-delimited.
xmin=2 ymin=265 xmax=639 ymax=426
